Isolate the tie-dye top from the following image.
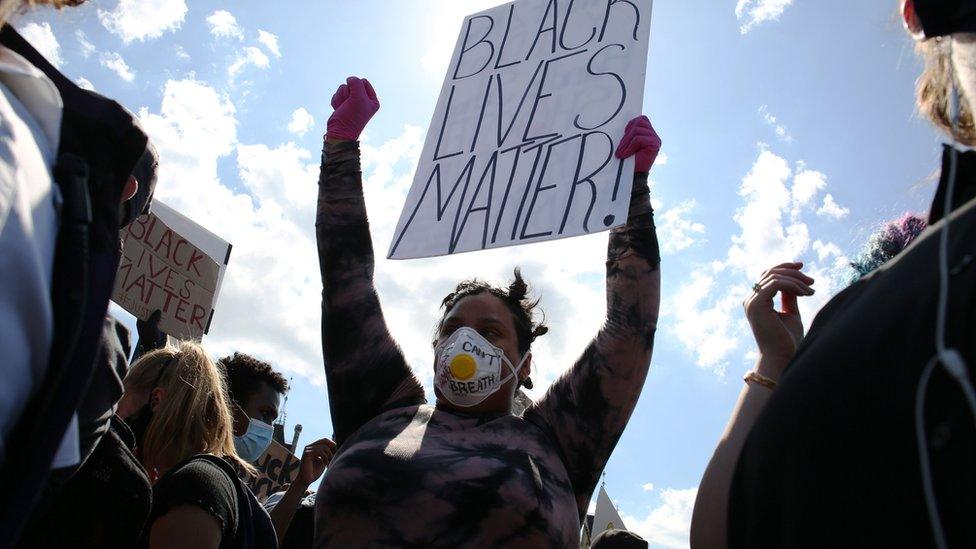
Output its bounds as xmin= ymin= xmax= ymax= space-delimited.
xmin=314 ymin=141 xmax=661 ymax=548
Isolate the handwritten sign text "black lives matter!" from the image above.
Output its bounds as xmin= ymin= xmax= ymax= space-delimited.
xmin=389 ymin=0 xmax=652 ymax=259
xmin=112 ymin=201 xmax=231 ymax=340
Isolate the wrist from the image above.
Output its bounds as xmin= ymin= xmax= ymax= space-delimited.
xmin=288 ymin=478 xmax=311 ymax=493
xmin=754 ymin=355 xmax=790 ymax=381
xmin=324 ymin=135 xmax=354 ymax=145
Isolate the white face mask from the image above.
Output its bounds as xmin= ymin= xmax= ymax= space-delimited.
xmin=234 ymin=417 xmax=274 ymax=462
xmin=434 ymin=327 xmax=528 ymax=408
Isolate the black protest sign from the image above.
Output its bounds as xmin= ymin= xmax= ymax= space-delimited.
xmin=247 ymin=440 xmax=302 ymax=502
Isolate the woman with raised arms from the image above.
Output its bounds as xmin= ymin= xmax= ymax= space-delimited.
xmin=313 ymin=76 xmax=663 ymax=547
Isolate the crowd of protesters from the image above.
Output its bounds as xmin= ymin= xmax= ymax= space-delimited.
xmin=0 ymin=0 xmax=974 ymax=547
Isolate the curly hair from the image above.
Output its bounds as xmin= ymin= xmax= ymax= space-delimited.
xmin=848 ymin=213 xmax=927 ymax=283
xmin=217 ymin=352 xmax=289 ymax=406
xmin=435 ymin=268 xmax=548 ymax=388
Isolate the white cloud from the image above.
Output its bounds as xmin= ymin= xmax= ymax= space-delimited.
xmin=76 ymin=30 xmax=96 ymax=59
xmin=19 ymin=22 xmax=62 ymax=68
xmin=735 ymin=0 xmax=793 ymax=34
xmin=670 ymin=145 xmax=848 ymax=371
xmin=100 ymin=51 xmax=135 ymax=82
xmin=236 ymin=142 xmax=319 ymax=214
xmin=228 ymin=46 xmax=270 ymax=78
xmin=175 ymin=46 xmax=190 ymax=61
xmin=137 ymin=79 xmax=327 ymax=383
xmin=671 ymin=273 xmax=741 ymax=374
xmin=791 ymin=169 xmax=826 ymax=213
xmin=817 ymin=193 xmax=850 ymax=220
xmin=642 ymin=482 xmax=655 ymax=492
xmin=658 ymin=200 xmax=706 ymax=254
xmin=727 ymin=146 xmax=809 ymax=278
xmin=287 ymin=107 xmax=315 ymax=136
xmin=207 ymin=10 xmax=243 ymax=40
xmin=622 ymin=487 xmax=698 ymax=549
xmin=99 ymin=0 xmax=188 ymax=43
xmin=758 ymin=104 xmax=792 ymax=143
xmin=76 ymin=77 xmax=95 ymax=91
xmin=257 ymin=30 xmax=281 ymax=58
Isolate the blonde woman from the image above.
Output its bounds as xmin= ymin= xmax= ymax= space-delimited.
xmin=119 ymin=343 xmax=276 ymax=549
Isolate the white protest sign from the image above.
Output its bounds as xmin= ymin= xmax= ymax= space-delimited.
xmin=388 ymin=0 xmax=652 ymax=260
xmin=112 ymin=200 xmax=232 ymax=340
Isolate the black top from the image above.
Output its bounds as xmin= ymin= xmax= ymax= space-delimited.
xmin=143 ymin=456 xmax=239 ymax=549
xmin=18 ymin=415 xmax=151 ymax=549
xmin=729 ymin=146 xmax=976 ymax=548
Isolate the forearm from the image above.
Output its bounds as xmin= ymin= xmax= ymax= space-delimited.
xmin=317 ymin=140 xmax=375 ymax=287
xmin=316 ymin=140 xmax=422 ymax=443
xmin=690 ymin=357 xmax=783 ymax=549
xmin=595 ymin=171 xmax=661 ymax=405
xmin=525 ymin=174 xmax=661 ymax=516
xmin=268 ymin=482 xmax=308 ymax=543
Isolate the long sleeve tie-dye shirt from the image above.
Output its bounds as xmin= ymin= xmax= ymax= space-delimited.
xmin=314 ymin=141 xmax=661 ymax=548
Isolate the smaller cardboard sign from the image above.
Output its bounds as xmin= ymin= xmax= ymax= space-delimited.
xmin=248 ymin=440 xmax=301 ymax=502
xmin=112 ymin=201 xmax=231 ymax=340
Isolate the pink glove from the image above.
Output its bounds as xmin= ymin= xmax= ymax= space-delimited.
xmin=614 ymin=116 xmax=662 ymax=173
xmin=326 ymin=76 xmax=380 ymax=142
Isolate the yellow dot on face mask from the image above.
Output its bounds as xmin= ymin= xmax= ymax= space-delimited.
xmin=449 ymin=354 xmax=477 ymax=380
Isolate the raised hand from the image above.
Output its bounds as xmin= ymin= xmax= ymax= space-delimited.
xmin=135 ymin=309 xmax=167 ymax=355
xmin=614 ymin=115 xmax=662 ymax=173
xmin=326 ymin=76 xmax=380 ymax=142
xmin=743 ymin=262 xmax=815 ymax=377
xmin=295 ymin=437 xmax=337 ymax=488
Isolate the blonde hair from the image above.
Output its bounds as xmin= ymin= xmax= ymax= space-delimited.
xmin=0 ymin=0 xmax=24 ymax=23
xmin=916 ymin=37 xmax=976 ymax=145
xmin=0 ymin=1 xmax=81 ymax=26
xmin=124 ymin=341 xmax=256 ymax=476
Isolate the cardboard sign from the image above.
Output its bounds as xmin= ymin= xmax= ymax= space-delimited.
xmin=112 ymin=201 xmax=231 ymax=340
xmin=248 ymin=440 xmax=301 ymax=502
xmin=389 ymin=0 xmax=653 ymax=259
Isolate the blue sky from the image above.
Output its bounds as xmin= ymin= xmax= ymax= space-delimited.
xmin=15 ymin=0 xmax=944 ymax=545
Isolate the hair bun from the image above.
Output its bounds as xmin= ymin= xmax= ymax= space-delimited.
xmin=507 ymin=267 xmax=529 ymax=302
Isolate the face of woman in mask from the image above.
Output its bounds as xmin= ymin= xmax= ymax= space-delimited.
xmin=117 ymin=385 xmax=165 ymax=450
xmin=433 ymin=293 xmax=532 ymax=414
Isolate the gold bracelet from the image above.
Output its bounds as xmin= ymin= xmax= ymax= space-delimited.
xmin=744 ymin=371 xmax=777 ymax=390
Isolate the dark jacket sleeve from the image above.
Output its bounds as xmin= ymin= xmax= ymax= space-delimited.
xmin=316 ymin=141 xmax=425 ymax=445
xmin=523 ymin=173 xmax=661 ymax=519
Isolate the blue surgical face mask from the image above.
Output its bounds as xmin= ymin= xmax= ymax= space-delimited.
xmin=234 ymin=418 xmax=274 ymax=462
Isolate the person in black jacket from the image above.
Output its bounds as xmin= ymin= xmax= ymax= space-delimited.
xmin=0 ymin=12 xmax=157 ymax=544
xmin=692 ymin=1 xmax=976 ymax=547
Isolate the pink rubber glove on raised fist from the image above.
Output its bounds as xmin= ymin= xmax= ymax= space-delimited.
xmin=326 ymin=76 xmax=380 ymax=142
xmin=615 ymin=116 xmax=662 ymax=173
